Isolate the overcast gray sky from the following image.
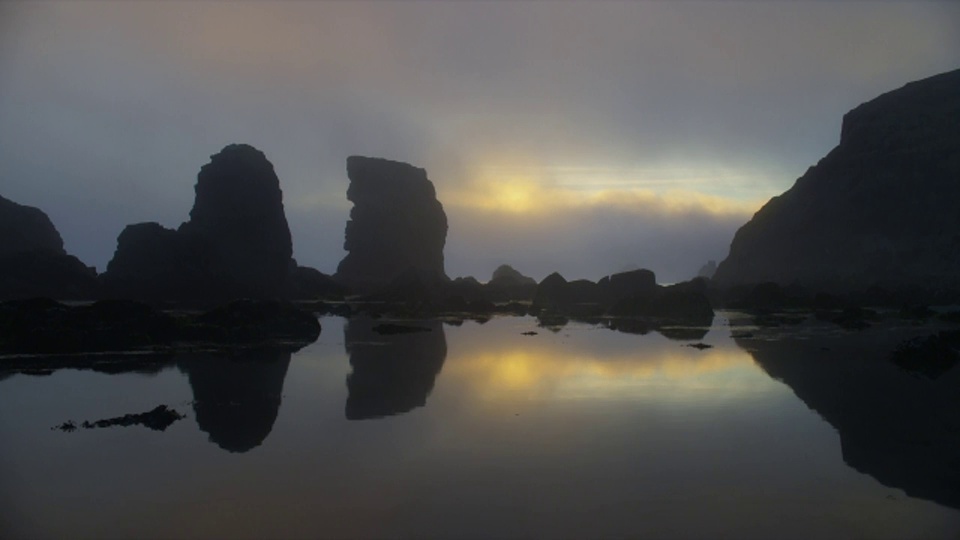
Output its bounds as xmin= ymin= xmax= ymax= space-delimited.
xmin=1 ymin=1 xmax=958 ymax=282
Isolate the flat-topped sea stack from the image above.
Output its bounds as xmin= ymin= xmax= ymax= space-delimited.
xmin=0 ymin=194 xmax=99 ymax=300
xmin=714 ymin=69 xmax=960 ymax=299
xmin=335 ymin=156 xmax=448 ymax=292
xmin=102 ymin=144 xmax=294 ymax=303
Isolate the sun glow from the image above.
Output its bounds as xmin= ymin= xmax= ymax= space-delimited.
xmin=446 ymin=334 xmax=759 ymax=402
xmin=446 ymin=163 xmax=772 ymax=218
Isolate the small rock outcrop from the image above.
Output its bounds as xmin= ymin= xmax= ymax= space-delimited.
xmin=102 ymin=144 xmax=294 ymax=303
xmin=0 ymin=195 xmax=99 ymax=300
xmin=485 ymin=264 xmax=537 ymax=302
xmin=334 ymin=156 xmax=448 ymax=292
xmin=714 ymin=69 xmax=960 ymax=297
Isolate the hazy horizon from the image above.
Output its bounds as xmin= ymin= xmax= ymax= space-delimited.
xmin=2 ymin=1 xmax=958 ymax=283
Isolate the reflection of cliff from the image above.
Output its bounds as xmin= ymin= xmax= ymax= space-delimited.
xmin=177 ymin=350 xmax=291 ymax=453
xmin=739 ymin=328 xmax=960 ymax=509
xmin=344 ymin=318 xmax=447 ymax=420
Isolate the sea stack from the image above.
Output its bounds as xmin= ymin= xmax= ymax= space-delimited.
xmin=102 ymin=144 xmax=294 ymax=303
xmin=0 ymin=194 xmax=99 ymax=300
xmin=334 ymin=156 xmax=448 ymax=291
xmin=713 ymin=69 xmax=960 ymax=297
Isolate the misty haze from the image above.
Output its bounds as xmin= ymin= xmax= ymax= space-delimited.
xmin=2 ymin=2 xmax=960 ymax=539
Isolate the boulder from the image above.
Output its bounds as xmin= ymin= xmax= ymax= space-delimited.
xmin=334 ymin=156 xmax=448 ymax=291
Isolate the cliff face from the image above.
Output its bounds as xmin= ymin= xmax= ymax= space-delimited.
xmin=714 ymin=69 xmax=960 ymax=294
xmin=103 ymin=144 xmax=294 ymax=303
xmin=334 ymin=156 xmax=448 ymax=291
xmin=0 ymin=195 xmax=99 ymax=300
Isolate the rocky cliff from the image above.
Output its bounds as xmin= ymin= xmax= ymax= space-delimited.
xmin=714 ymin=69 xmax=960 ymax=296
xmin=334 ymin=156 xmax=448 ymax=291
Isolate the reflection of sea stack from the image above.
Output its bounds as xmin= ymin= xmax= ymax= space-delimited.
xmin=103 ymin=144 xmax=294 ymax=302
xmin=0 ymin=194 xmax=99 ymax=300
xmin=741 ymin=329 xmax=960 ymax=509
xmin=177 ymin=350 xmax=291 ymax=453
xmin=344 ymin=318 xmax=447 ymax=420
xmin=334 ymin=156 xmax=448 ymax=291
xmin=714 ymin=69 xmax=960 ymax=295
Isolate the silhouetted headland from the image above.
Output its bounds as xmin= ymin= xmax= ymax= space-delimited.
xmin=713 ymin=68 xmax=960 ymax=305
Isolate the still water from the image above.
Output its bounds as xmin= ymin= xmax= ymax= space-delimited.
xmin=1 ymin=314 xmax=958 ymax=539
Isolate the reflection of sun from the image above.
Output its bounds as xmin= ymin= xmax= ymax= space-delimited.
xmin=491 ymin=352 xmax=539 ymax=389
xmin=450 ymin=342 xmax=757 ymax=402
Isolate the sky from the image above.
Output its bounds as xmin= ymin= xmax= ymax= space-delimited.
xmin=1 ymin=1 xmax=958 ymax=283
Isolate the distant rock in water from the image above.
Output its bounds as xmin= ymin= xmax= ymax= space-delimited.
xmin=486 ymin=264 xmax=537 ymax=302
xmin=0 ymin=194 xmax=99 ymax=300
xmin=103 ymin=144 xmax=294 ymax=303
xmin=334 ymin=156 xmax=448 ymax=291
xmin=714 ymin=69 xmax=960 ymax=296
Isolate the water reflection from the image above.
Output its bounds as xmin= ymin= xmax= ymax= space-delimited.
xmin=441 ymin=318 xmax=750 ymax=402
xmin=739 ymin=325 xmax=960 ymax=510
xmin=176 ymin=350 xmax=291 ymax=453
xmin=344 ymin=318 xmax=447 ymax=420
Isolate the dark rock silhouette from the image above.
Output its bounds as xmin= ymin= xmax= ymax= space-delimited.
xmin=344 ymin=317 xmax=447 ymax=420
xmin=485 ymin=264 xmax=537 ymax=302
xmin=714 ymin=69 xmax=960 ymax=298
xmin=102 ymin=144 xmax=294 ymax=303
xmin=288 ymin=264 xmax=346 ymax=300
xmin=598 ymin=268 xmax=657 ymax=304
xmin=68 ymin=405 xmax=186 ymax=432
xmin=740 ymin=323 xmax=960 ymax=509
xmin=177 ymin=350 xmax=291 ymax=453
xmin=334 ymin=156 xmax=448 ymax=292
xmin=0 ymin=195 xmax=99 ymax=300
xmin=0 ymin=194 xmax=65 ymax=255
xmin=101 ymin=222 xmax=218 ymax=303
xmin=531 ymin=272 xmax=571 ymax=312
xmin=180 ymin=144 xmax=293 ymax=298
